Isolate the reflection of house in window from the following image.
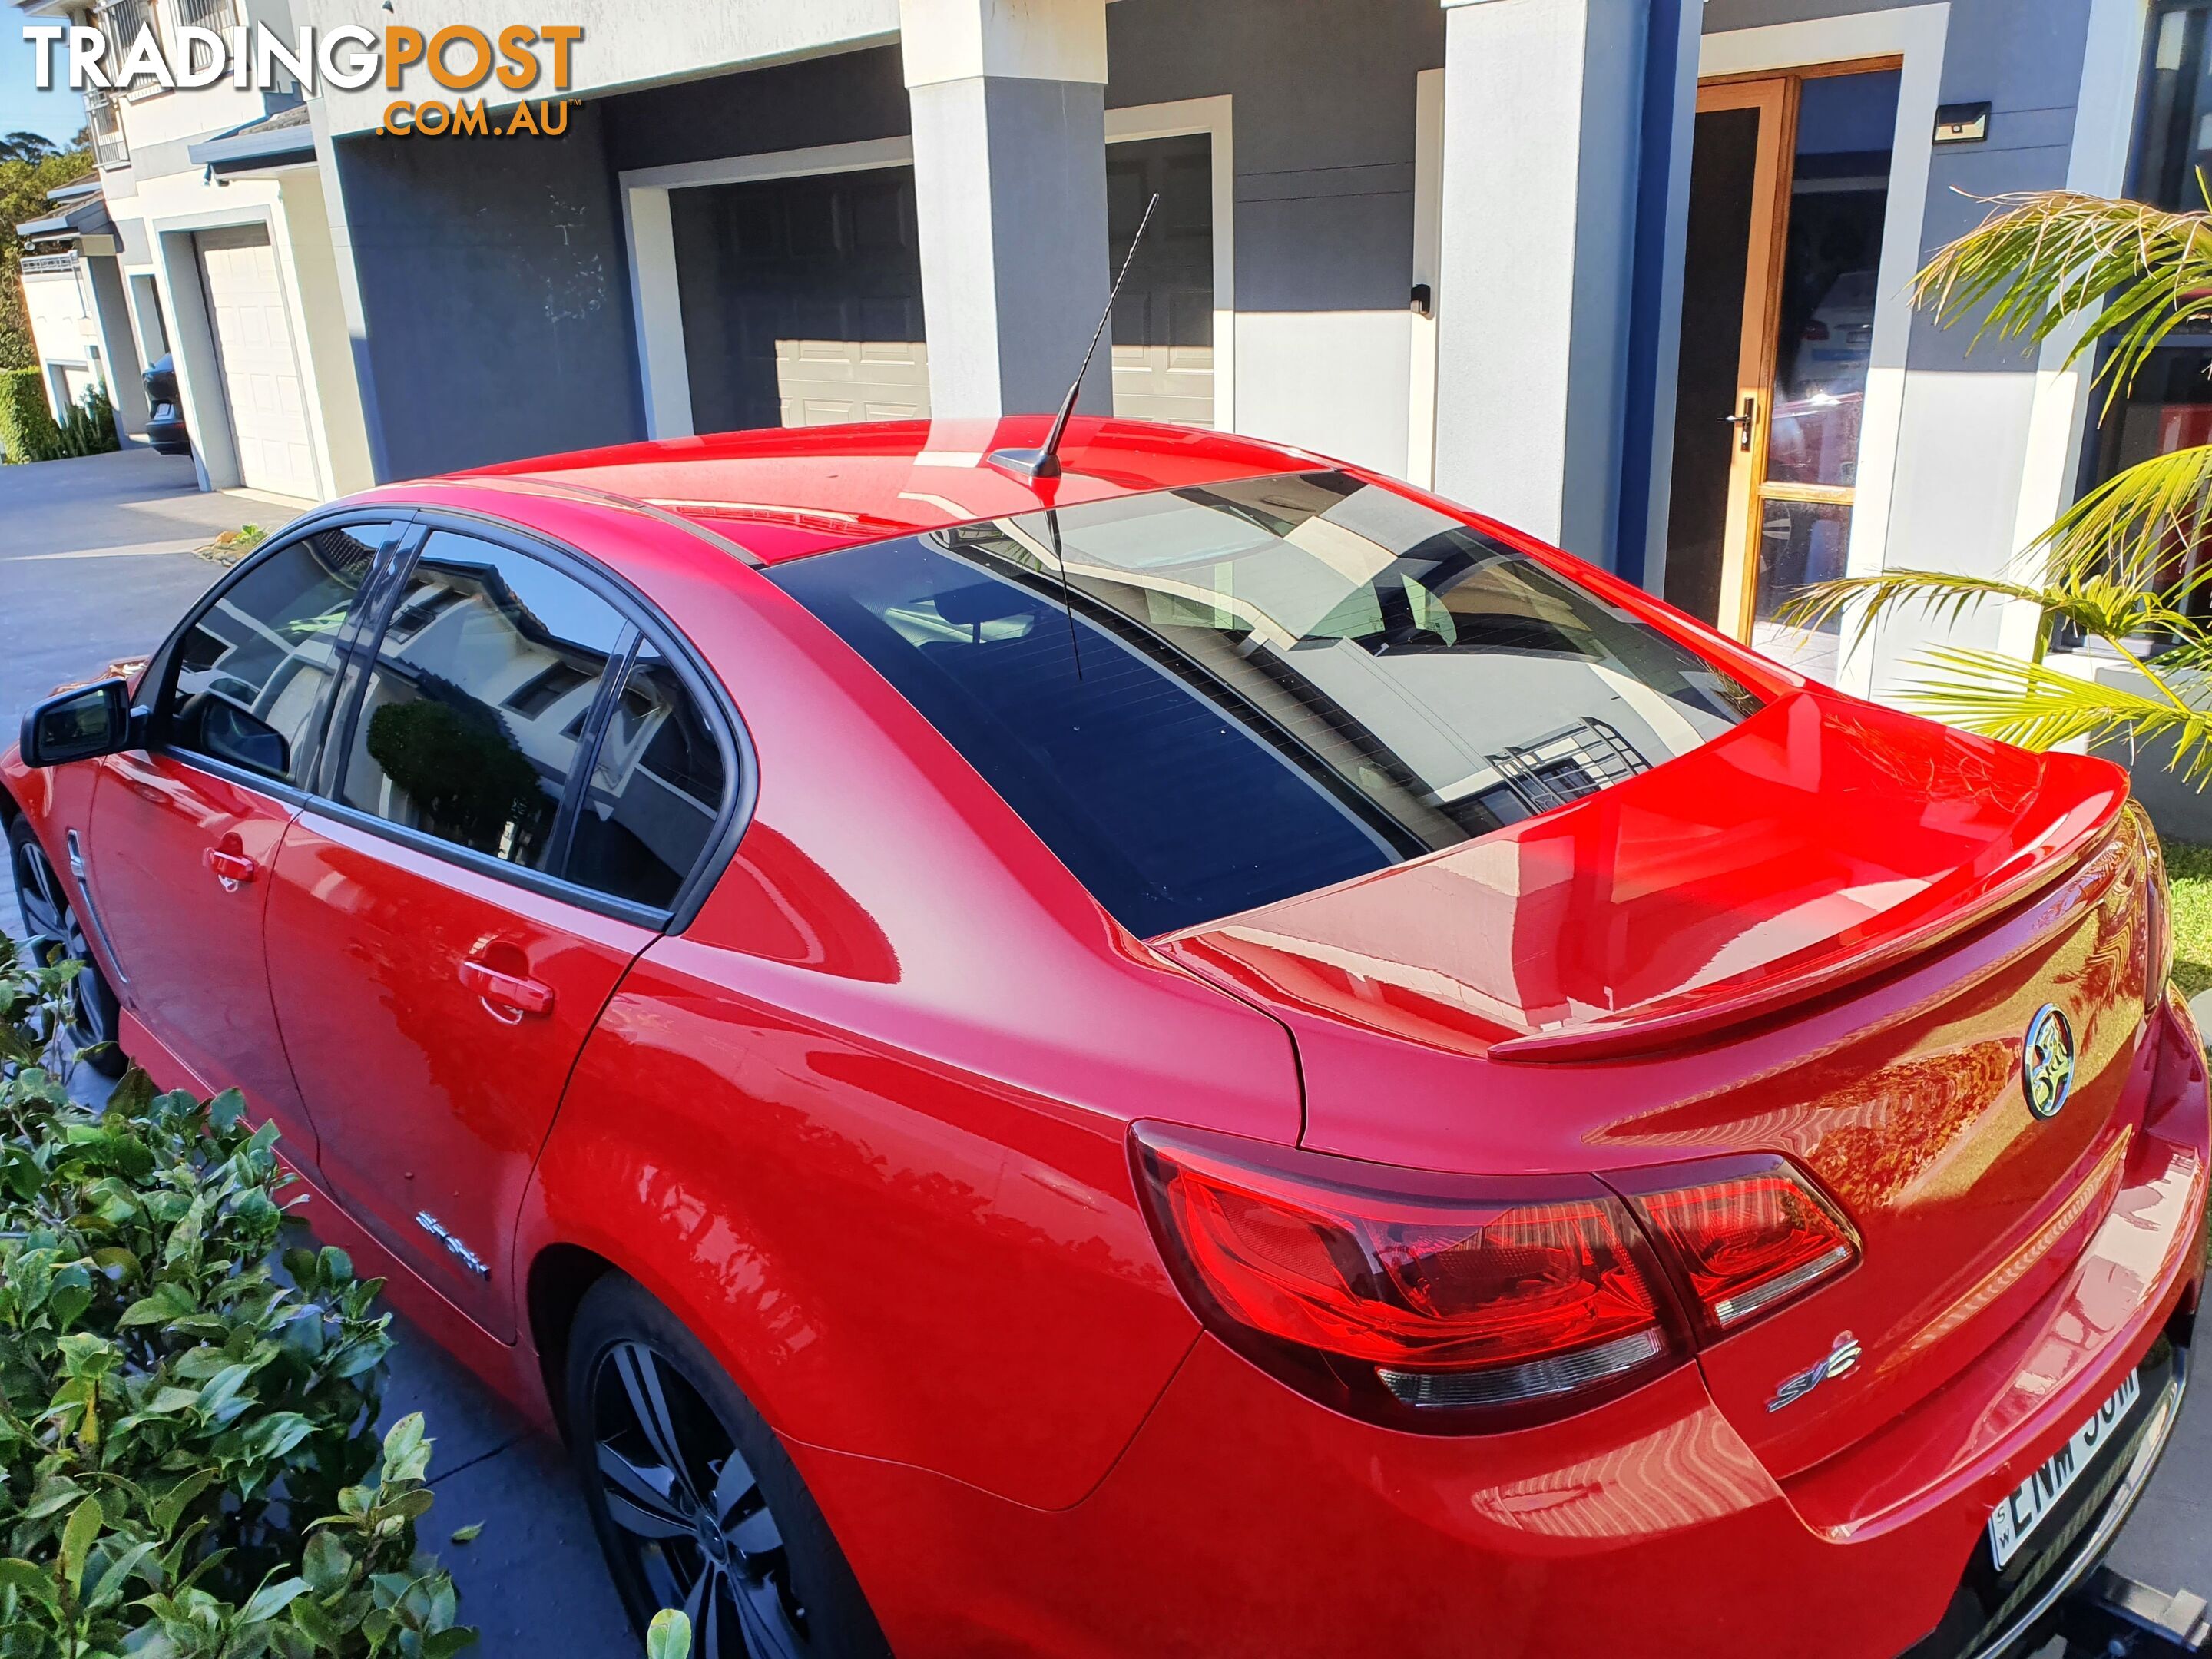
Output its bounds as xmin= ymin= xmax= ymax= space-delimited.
xmin=342 ymin=548 xmax=620 ymax=869
xmin=569 ymin=657 xmax=724 ymax=904
xmin=505 ymin=660 xmax=594 ymax=718
xmin=383 ymin=585 xmax=466 ymax=641
xmin=171 ymin=529 xmax=380 ymax=759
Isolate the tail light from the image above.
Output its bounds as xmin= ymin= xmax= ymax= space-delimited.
xmin=1610 ymin=1156 xmax=1859 ymax=1339
xmin=1130 ymin=1123 xmax=1687 ymax=1432
xmin=1132 ymin=1125 xmax=1861 ymax=1432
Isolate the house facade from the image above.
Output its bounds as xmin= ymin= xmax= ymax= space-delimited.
xmin=14 ymin=174 xmax=149 ymax=439
xmin=8 ymin=0 xmax=2192 ymax=706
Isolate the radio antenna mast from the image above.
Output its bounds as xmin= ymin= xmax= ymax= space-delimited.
xmin=987 ymin=192 xmax=1161 ymax=483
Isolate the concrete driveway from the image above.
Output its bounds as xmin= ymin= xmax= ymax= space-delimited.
xmin=0 ymin=448 xmax=2207 ymax=1654
xmin=0 ymin=449 xmax=282 ymax=737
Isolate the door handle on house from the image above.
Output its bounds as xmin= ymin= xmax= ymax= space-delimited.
xmin=459 ymin=959 xmax=555 ymax=1019
xmin=1723 ymin=393 xmax=1757 ymax=452
xmin=202 ymin=847 xmax=257 ymax=890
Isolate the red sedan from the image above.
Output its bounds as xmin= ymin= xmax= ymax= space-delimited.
xmin=5 ymin=419 xmax=2204 ymax=1659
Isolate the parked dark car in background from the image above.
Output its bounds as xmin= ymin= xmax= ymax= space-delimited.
xmin=142 ymin=355 xmax=190 ymax=456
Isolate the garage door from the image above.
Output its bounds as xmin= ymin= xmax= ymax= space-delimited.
xmin=1108 ymin=134 xmax=1215 ymax=427
xmin=197 ymin=226 xmax=316 ymax=499
xmin=670 ymin=167 xmax=930 ymax=433
xmin=666 ymin=144 xmax=1214 ymax=436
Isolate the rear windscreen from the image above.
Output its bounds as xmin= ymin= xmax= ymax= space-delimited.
xmin=770 ymin=471 xmax=1761 ymax=937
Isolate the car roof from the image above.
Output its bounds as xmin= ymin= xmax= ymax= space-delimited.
xmin=450 ymin=416 xmax=1330 ymax=563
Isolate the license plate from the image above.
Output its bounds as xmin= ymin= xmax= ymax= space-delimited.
xmin=1988 ymin=1369 xmax=2141 ymax=1571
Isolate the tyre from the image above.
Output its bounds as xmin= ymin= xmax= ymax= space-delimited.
xmin=6 ymin=816 xmax=127 ymax=1078
xmin=566 ymin=1273 xmax=892 ymax=1659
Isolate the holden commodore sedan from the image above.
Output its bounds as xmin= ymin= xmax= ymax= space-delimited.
xmin=5 ymin=417 xmax=2204 ymax=1659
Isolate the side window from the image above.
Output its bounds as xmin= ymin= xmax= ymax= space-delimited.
xmin=334 ymin=532 xmax=626 ymax=874
xmin=164 ymin=522 xmax=394 ymax=786
xmin=565 ymin=644 xmax=728 ymax=909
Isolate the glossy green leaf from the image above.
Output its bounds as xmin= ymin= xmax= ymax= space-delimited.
xmin=647 ymin=1608 xmax=693 ymax=1659
xmin=59 ymin=1495 xmax=102 ymax=1594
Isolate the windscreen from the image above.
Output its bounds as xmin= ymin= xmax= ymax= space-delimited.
xmin=771 ymin=472 xmax=1762 ymax=937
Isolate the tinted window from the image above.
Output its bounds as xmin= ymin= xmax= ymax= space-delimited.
xmin=334 ymin=533 xmax=625 ymax=873
xmin=164 ymin=522 xmax=394 ymax=786
xmin=565 ymin=645 xmax=727 ymax=909
xmin=772 ymin=472 xmax=1760 ymax=937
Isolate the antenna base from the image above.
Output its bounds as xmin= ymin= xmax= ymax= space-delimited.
xmin=985 ymin=447 xmax=1063 ymax=482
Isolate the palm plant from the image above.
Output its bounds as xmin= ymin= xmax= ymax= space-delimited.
xmin=1782 ymin=184 xmax=2212 ymax=780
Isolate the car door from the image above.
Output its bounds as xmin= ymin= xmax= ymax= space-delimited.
xmin=263 ymin=524 xmax=733 ymax=1338
xmin=84 ymin=518 xmax=405 ymax=1157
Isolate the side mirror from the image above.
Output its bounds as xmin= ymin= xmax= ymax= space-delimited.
xmin=19 ymin=680 xmax=134 ymax=768
xmin=197 ymin=700 xmax=290 ymax=779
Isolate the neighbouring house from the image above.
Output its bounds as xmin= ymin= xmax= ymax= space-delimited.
xmin=15 ymin=174 xmax=148 ymax=437
xmin=8 ymin=0 xmax=2199 ymax=713
xmin=15 ymin=0 xmax=373 ymax=501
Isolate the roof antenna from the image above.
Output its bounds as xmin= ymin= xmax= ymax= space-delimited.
xmin=987 ymin=191 xmax=1160 ymax=484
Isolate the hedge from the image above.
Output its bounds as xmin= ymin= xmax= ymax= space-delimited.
xmin=0 ymin=366 xmax=61 ymax=464
xmin=0 ymin=940 xmax=478 ymax=1657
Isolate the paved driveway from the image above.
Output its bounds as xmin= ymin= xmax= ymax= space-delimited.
xmin=0 ymin=449 xmax=2207 ymax=1654
xmin=0 ymin=449 xmax=270 ymax=737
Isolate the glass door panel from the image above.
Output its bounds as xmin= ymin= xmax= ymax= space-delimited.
xmin=1747 ymin=68 xmax=1900 ymax=680
xmin=1664 ymin=81 xmax=1788 ymax=637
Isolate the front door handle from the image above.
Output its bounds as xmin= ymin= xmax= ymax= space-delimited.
xmin=459 ymin=959 xmax=556 ymax=1018
xmin=1723 ymin=393 xmax=1757 ymax=452
xmin=202 ymin=847 xmax=257 ymax=890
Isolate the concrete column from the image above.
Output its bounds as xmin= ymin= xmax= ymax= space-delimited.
xmin=1432 ymin=0 xmax=1648 ymax=563
xmin=901 ymin=0 xmax=1113 ymax=420
xmin=81 ymin=247 xmax=151 ymax=438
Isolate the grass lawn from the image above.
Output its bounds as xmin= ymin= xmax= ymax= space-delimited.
xmin=2167 ymin=839 xmax=2212 ymax=1002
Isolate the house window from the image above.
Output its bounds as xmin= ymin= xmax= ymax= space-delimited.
xmin=172 ymin=0 xmax=240 ymax=30
xmin=95 ymin=0 xmax=155 ymax=63
xmin=2137 ymin=4 xmax=2212 ymax=209
xmin=2075 ymin=0 xmax=2212 ymax=609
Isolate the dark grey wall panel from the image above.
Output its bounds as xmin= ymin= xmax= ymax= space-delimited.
xmin=332 ymin=103 xmax=641 ymax=480
xmin=1106 ymin=0 xmax=1444 ymax=314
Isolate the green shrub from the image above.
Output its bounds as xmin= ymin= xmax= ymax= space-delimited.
xmin=54 ymin=386 xmax=119 ymax=459
xmin=0 ymin=368 xmax=61 ymax=464
xmin=0 ymin=942 xmax=477 ymax=1657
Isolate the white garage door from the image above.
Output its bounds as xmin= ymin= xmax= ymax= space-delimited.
xmin=197 ymin=227 xmax=316 ymax=499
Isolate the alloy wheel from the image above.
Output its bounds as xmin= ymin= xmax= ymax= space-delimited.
xmin=8 ymin=833 xmax=111 ymax=1055
xmin=590 ymin=1339 xmax=808 ymax=1659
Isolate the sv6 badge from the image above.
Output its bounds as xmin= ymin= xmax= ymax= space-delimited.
xmin=1767 ymin=1330 xmax=1862 ymax=1412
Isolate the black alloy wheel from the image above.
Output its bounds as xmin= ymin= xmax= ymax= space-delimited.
xmin=567 ymin=1275 xmax=889 ymax=1659
xmin=6 ymin=818 xmax=125 ymax=1078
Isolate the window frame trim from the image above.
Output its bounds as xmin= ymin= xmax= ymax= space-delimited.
xmin=310 ymin=505 xmax=753 ymax=933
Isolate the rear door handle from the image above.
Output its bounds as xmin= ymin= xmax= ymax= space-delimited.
xmin=459 ymin=959 xmax=556 ymax=1018
xmin=203 ymin=847 xmax=257 ymax=889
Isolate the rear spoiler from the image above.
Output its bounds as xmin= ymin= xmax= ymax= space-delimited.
xmin=1488 ymin=775 xmax=2130 ymax=1065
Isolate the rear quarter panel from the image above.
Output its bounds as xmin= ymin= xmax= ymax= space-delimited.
xmin=507 ymin=505 xmax=1306 ymax=1508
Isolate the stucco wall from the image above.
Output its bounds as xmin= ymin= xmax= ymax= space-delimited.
xmin=329 ymin=104 xmax=639 ymax=480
